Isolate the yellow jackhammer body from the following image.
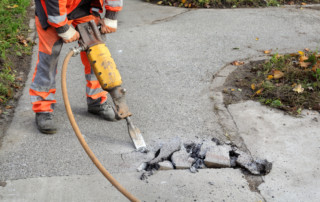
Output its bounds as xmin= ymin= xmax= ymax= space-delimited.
xmin=73 ymin=20 xmax=146 ymax=151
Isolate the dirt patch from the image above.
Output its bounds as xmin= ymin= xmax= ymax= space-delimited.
xmin=147 ymin=0 xmax=320 ymax=8
xmin=222 ymin=52 xmax=320 ymax=115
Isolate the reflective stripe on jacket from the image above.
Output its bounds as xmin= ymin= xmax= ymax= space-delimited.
xmin=35 ymin=0 xmax=123 ymax=29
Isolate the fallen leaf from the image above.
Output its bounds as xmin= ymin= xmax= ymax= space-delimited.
xmin=267 ymin=75 xmax=274 ymax=80
xmin=181 ymin=0 xmax=186 ymax=3
xmin=231 ymin=88 xmax=235 ymax=91
xmin=301 ymin=2 xmax=307 ymax=5
xmin=17 ymin=35 xmax=28 ymax=47
xmin=237 ymin=88 xmax=242 ymax=92
xmin=14 ymin=84 xmax=21 ymax=89
xmin=312 ymin=64 xmax=320 ymax=72
xmin=231 ymin=61 xmax=244 ymax=66
xmin=251 ymin=84 xmax=256 ymax=90
xmin=256 ymin=88 xmax=263 ymax=95
xmin=288 ymin=1 xmax=294 ymax=5
xmin=299 ymin=55 xmax=308 ymax=62
xmin=264 ymin=50 xmax=271 ymax=54
xmin=5 ymin=105 xmax=13 ymax=109
xmin=7 ymin=4 xmax=19 ymax=8
xmin=256 ymin=37 xmax=259 ymax=41
xmin=293 ymin=84 xmax=304 ymax=93
xmin=157 ymin=1 xmax=162 ymax=5
xmin=304 ymin=48 xmax=310 ymax=52
xmin=298 ymin=51 xmax=305 ymax=56
xmin=7 ymin=88 xmax=13 ymax=98
xmin=273 ymin=70 xmax=284 ymax=79
xmin=292 ymin=83 xmax=297 ymax=87
xmin=299 ymin=61 xmax=311 ymax=68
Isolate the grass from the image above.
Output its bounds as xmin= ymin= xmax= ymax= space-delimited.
xmin=150 ymin=0 xmax=320 ymax=8
xmin=249 ymin=51 xmax=320 ymax=115
xmin=0 ymin=0 xmax=31 ymax=104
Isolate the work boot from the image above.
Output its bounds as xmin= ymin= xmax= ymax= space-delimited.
xmin=35 ymin=113 xmax=57 ymax=134
xmin=88 ymin=102 xmax=116 ymax=121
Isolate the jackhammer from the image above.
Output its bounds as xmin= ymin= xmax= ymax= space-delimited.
xmin=61 ymin=20 xmax=146 ymax=202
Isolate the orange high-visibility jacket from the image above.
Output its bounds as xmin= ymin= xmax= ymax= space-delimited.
xmin=35 ymin=0 xmax=122 ymax=30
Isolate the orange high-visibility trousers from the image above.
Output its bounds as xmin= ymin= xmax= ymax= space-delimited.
xmin=30 ymin=15 xmax=107 ymax=113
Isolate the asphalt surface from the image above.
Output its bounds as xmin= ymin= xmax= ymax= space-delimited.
xmin=1 ymin=1 xmax=320 ymax=201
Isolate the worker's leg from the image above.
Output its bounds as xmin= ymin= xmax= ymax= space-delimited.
xmin=29 ymin=16 xmax=63 ymax=133
xmin=73 ymin=16 xmax=116 ymax=121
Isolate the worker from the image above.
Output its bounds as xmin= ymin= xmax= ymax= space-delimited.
xmin=30 ymin=0 xmax=123 ymax=134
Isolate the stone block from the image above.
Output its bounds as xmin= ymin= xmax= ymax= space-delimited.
xmin=204 ymin=145 xmax=231 ymax=168
xmin=149 ymin=137 xmax=181 ymax=164
xmin=158 ymin=161 xmax=174 ymax=170
xmin=171 ymin=148 xmax=194 ymax=169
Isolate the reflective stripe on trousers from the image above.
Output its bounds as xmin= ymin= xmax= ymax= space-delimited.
xmin=105 ymin=0 xmax=123 ymax=11
xmin=30 ymin=15 xmax=107 ymax=113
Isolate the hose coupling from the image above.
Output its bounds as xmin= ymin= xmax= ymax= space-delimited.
xmin=71 ymin=46 xmax=85 ymax=57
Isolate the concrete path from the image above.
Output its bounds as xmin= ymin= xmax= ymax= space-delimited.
xmin=1 ymin=0 xmax=320 ymax=201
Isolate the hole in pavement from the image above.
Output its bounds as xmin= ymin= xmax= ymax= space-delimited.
xmin=138 ymin=137 xmax=272 ymax=181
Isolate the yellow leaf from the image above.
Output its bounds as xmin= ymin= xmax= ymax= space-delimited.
xmin=231 ymin=89 xmax=235 ymax=91
xmin=293 ymin=84 xmax=304 ymax=93
xmin=273 ymin=70 xmax=284 ymax=79
xmin=256 ymin=38 xmax=259 ymax=41
xmin=298 ymin=51 xmax=304 ymax=56
xmin=264 ymin=50 xmax=271 ymax=54
xmin=181 ymin=0 xmax=186 ymax=3
xmin=267 ymin=75 xmax=274 ymax=80
xmin=157 ymin=1 xmax=163 ymax=5
xmin=256 ymin=88 xmax=263 ymax=95
xmin=7 ymin=4 xmax=19 ymax=8
xmin=251 ymin=84 xmax=256 ymax=90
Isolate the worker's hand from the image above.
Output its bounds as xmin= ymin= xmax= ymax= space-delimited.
xmin=58 ymin=26 xmax=80 ymax=43
xmin=100 ymin=18 xmax=117 ymax=34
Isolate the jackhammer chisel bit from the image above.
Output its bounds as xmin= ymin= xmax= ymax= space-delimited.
xmin=126 ymin=117 xmax=147 ymax=152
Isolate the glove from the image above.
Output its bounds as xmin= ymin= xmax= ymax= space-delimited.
xmin=100 ymin=18 xmax=117 ymax=34
xmin=57 ymin=26 xmax=80 ymax=43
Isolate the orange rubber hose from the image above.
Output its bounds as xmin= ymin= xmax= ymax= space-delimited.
xmin=61 ymin=50 xmax=139 ymax=202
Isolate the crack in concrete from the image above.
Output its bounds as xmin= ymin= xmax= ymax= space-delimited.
xmin=151 ymin=9 xmax=191 ymax=25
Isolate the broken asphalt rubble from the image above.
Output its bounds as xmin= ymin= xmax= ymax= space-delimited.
xmin=138 ymin=137 xmax=272 ymax=179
